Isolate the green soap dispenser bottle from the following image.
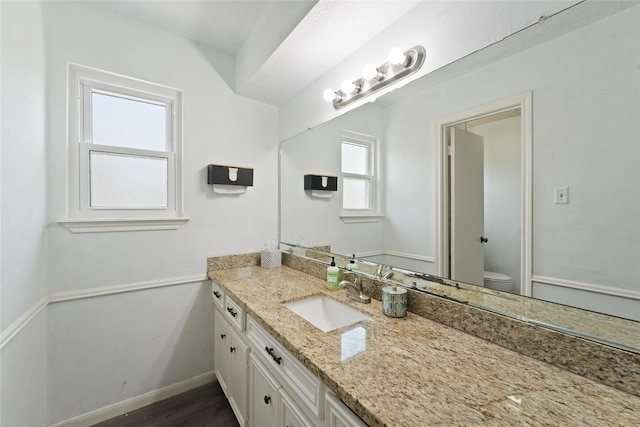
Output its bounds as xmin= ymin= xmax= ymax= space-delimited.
xmin=346 ymin=254 xmax=358 ymax=272
xmin=326 ymin=257 xmax=340 ymax=290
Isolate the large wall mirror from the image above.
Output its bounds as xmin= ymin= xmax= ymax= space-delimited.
xmin=280 ymin=2 xmax=639 ymax=353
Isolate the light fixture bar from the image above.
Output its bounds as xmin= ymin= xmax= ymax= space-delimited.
xmin=329 ymin=46 xmax=426 ymax=109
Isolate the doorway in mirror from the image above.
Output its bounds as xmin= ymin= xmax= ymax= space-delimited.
xmin=436 ymin=93 xmax=533 ymax=296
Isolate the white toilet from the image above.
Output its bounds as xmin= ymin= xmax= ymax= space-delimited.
xmin=483 ymin=271 xmax=513 ymax=292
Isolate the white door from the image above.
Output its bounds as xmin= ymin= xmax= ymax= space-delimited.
xmin=249 ymin=354 xmax=279 ymax=427
xmin=450 ymin=127 xmax=485 ymax=286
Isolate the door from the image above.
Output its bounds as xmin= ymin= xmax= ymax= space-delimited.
xmin=249 ymin=354 xmax=279 ymax=427
xmin=214 ymin=310 xmax=230 ymax=394
xmin=450 ymin=127 xmax=485 ymax=286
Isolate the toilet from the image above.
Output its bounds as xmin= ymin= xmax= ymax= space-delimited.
xmin=483 ymin=271 xmax=513 ymax=292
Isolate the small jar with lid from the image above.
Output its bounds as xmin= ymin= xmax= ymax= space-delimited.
xmin=382 ymin=286 xmax=407 ymax=318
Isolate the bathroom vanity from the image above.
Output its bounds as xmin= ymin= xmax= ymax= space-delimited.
xmin=208 ymin=259 xmax=640 ymax=427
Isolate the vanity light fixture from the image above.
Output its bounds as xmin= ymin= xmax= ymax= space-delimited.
xmin=323 ymin=45 xmax=426 ymax=109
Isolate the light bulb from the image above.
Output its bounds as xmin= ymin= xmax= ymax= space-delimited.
xmin=323 ymin=89 xmax=337 ymax=102
xmin=388 ymin=47 xmax=406 ymax=65
xmin=362 ymin=64 xmax=380 ymax=80
xmin=340 ymin=80 xmax=358 ymax=94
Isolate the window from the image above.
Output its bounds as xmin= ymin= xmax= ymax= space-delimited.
xmin=58 ymin=64 xmax=187 ymax=233
xmin=340 ymin=131 xmax=381 ymax=221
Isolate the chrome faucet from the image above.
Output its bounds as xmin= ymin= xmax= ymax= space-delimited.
xmin=375 ymin=264 xmax=395 ymax=280
xmin=339 ymin=274 xmax=371 ymax=304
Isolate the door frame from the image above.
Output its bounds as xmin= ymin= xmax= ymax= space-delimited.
xmin=435 ymin=92 xmax=533 ymax=296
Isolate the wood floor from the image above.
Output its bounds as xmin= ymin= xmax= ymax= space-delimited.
xmin=93 ymin=381 xmax=239 ymax=427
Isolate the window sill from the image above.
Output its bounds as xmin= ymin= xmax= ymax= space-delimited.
xmin=56 ymin=217 xmax=189 ymax=233
xmin=339 ymin=214 xmax=384 ymax=223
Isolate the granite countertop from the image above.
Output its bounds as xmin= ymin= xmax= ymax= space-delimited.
xmin=208 ymin=265 xmax=640 ymax=427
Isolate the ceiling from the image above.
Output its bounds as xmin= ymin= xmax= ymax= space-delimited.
xmin=89 ymin=0 xmax=423 ymax=106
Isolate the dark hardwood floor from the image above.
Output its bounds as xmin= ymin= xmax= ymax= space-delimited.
xmin=93 ymin=381 xmax=239 ymax=427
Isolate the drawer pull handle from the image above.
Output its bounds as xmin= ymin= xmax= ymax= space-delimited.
xmin=213 ymin=291 xmax=222 ymax=299
xmin=264 ymin=395 xmax=271 ymax=404
xmin=220 ymin=334 xmax=226 ymax=339
xmin=226 ymin=307 xmax=238 ymax=317
xmin=230 ymin=347 xmax=236 ymax=353
xmin=264 ymin=346 xmax=282 ymax=365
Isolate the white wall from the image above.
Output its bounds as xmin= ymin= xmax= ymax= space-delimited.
xmin=2 ymin=1 xmax=280 ymax=425
xmin=0 ymin=1 xmax=49 ymax=425
xmin=42 ymin=2 xmax=279 ymax=423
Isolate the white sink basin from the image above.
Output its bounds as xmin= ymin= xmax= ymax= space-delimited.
xmin=283 ymin=295 xmax=371 ymax=332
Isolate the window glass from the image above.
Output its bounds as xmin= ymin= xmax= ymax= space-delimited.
xmin=343 ymin=177 xmax=369 ymax=210
xmin=341 ymin=143 xmax=368 ymax=175
xmin=91 ymin=92 xmax=166 ymax=151
xmin=89 ymin=151 xmax=168 ymax=208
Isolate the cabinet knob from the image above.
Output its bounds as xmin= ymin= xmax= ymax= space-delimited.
xmin=230 ymin=347 xmax=236 ymax=353
xmin=226 ymin=307 xmax=238 ymax=317
xmin=480 ymin=236 xmax=489 ymax=243
xmin=220 ymin=334 xmax=226 ymax=339
xmin=263 ymin=395 xmax=271 ymax=404
xmin=213 ymin=291 xmax=221 ymax=298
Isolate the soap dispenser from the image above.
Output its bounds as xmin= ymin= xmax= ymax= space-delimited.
xmin=326 ymin=257 xmax=340 ymax=290
xmin=346 ymin=254 xmax=358 ymax=272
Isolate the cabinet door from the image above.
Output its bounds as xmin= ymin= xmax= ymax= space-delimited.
xmin=214 ymin=309 xmax=230 ymax=394
xmin=325 ymin=392 xmax=367 ymax=427
xmin=281 ymin=388 xmax=316 ymax=427
xmin=249 ymin=354 xmax=279 ymax=427
xmin=229 ymin=331 xmax=250 ymax=427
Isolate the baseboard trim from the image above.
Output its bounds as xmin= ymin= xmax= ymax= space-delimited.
xmin=532 ymin=275 xmax=640 ymax=300
xmin=48 ymin=371 xmax=217 ymax=427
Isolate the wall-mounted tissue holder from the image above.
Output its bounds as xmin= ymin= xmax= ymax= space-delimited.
xmin=208 ymin=164 xmax=253 ymax=194
xmin=304 ymin=174 xmax=337 ymax=198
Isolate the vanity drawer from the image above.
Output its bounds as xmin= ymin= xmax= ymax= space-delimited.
xmin=224 ymin=295 xmax=246 ymax=332
xmin=246 ymin=315 xmax=324 ymax=419
xmin=211 ymin=280 xmax=225 ymax=310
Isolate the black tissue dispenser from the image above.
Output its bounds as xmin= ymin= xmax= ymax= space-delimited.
xmin=208 ymin=164 xmax=253 ymax=194
xmin=304 ymin=174 xmax=337 ymax=198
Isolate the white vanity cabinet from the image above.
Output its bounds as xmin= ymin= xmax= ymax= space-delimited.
xmin=212 ymin=283 xmax=250 ymax=427
xmin=246 ymin=315 xmax=325 ymax=427
xmin=211 ymin=281 xmax=367 ymax=427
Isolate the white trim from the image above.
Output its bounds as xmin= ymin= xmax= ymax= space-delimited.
xmin=56 ymin=216 xmax=189 ymax=233
xmin=339 ymin=214 xmax=384 ymax=223
xmin=0 ymin=296 xmax=49 ymax=350
xmin=1 ymin=274 xmax=207 ymax=350
xmin=48 ymin=372 xmax=217 ymax=427
xmin=435 ymin=92 xmax=533 ymax=296
xmin=384 ymin=250 xmax=435 ymax=264
xmin=49 ymin=274 xmax=208 ymax=303
xmin=65 ymin=63 xmax=185 ymax=227
xmin=340 ymin=130 xmax=381 ymax=217
xmin=532 ymin=275 xmax=640 ymax=300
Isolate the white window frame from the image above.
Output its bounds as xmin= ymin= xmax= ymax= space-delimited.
xmin=340 ymin=130 xmax=382 ymax=222
xmin=57 ymin=64 xmax=187 ymax=233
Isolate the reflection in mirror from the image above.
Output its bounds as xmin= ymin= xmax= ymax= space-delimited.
xmin=280 ymin=3 xmax=639 ymax=353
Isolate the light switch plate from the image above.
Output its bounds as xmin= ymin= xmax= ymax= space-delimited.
xmin=554 ymin=186 xmax=569 ymax=204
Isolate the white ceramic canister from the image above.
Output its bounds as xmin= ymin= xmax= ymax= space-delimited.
xmin=382 ymin=286 xmax=407 ymax=318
